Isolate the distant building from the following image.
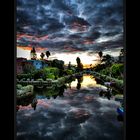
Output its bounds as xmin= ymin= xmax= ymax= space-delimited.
xmin=17 ymin=58 xmax=27 ymax=74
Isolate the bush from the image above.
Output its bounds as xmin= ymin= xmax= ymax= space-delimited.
xmin=64 ymin=70 xmax=73 ymax=75
xmin=110 ymin=64 xmax=123 ymax=78
xmin=17 ymin=84 xmax=22 ymax=89
xmin=33 ymin=69 xmax=47 ymax=80
xmin=47 ymin=74 xmax=55 ymax=80
xmin=43 ymin=67 xmax=59 ymax=78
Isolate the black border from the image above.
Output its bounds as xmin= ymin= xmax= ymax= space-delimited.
xmin=14 ymin=0 xmax=16 ymax=140
xmin=14 ymin=0 xmax=127 ymax=140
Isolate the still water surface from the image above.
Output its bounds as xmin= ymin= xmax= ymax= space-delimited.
xmin=17 ymin=75 xmax=123 ymax=140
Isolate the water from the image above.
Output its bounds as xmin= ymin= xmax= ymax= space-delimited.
xmin=16 ymin=75 xmax=123 ymax=140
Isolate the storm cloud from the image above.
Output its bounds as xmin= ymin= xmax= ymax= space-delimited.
xmin=17 ymin=0 xmax=123 ymax=53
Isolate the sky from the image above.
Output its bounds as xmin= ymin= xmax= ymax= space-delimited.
xmin=17 ymin=0 xmax=123 ymax=65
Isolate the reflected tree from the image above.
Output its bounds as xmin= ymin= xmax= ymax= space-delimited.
xmin=76 ymin=76 xmax=83 ymax=90
xmin=98 ymin=51 xmax=103 ymax=62
xmin=31 ymin=98 xmax=38 ymax=110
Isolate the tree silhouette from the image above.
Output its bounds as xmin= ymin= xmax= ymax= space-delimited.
xmin=46 ymin=51 xmax=51 ymax=59
xmin=30 ymin=47 xmax=37 ymax=60
xmin=102 ymin=54 xmax=113 ymax=66
xmin=40 ymin=52 xmax=45 ymax=60
xmin=98 ymin=51 xmax=103 ymax=61
xmin=118 ymin=49 xmax=124 ymax=63
xmin=76 ymin=57 xmax=83 ymax=72
xmin=76 ymin=57 xmax=81 ymax=64
xmin=120 ymin=49 xmax=124 ymax=56
xmin=68 ymin=61 xmax=71 ymax=69
xmin=76 ymin=76 xmax=83 ymax=90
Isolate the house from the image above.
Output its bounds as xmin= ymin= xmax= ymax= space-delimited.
xmin=17 ymin=58 xmax=27 ymax=74
xmin=27 ymin=60 xmax=43 ymax=70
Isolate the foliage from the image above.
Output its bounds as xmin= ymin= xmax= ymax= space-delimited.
xmin=118 ymin=49 xmax=124 ymax=63
xmin=93 ymin=64 xmax=106 ymax=71
xmin=47 ymin=74 xmax=55 ymax=79
xmin=97 ymin=63 xmax=124 ymax=80
xmin=17 ymin=85 xmax=33 ymax=95
xmin=101 ymin=54 xmax=114 ymax=66
xmin=110 ymin=63 xmax=123 ymax=79
xmin=17 ymin=84 xmax=22 ymax=89
xmin=98 ymin=51 xmax=103 ymax=60
xmin=76 ymin=57 xmax=83 ymax=71
xmin=100 ymin=67 xmax=110 ymax=75
xmin=40 ymin=52 xmax=45 ymax=60
xmin=68 ymin=62 xmax=71 ymax=69
xmin=52 ymin=59 xmax=64 ymax=70
xmin=30 ymin=47 xmax=37 ymax=60
xmin=46 ymin=51 xmax=51 ymax=59
xmin=33 ymin=69 xmax=47 ymax=80
xmin=76 ymin=57 xmax=81 ymax=64
xmin=43 ymin=67 xmax=59 ymax=79
xmin=64 ymin=69 xmax=73 ymax=75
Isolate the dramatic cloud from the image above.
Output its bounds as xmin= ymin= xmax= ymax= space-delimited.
xmin=17 ymin=0 xmax=123 ymax=55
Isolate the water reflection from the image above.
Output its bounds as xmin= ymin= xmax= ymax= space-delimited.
xmin=31 ymin=98 xmax=38 ymax=110
xmin=17 ymin=75 xmax=123 ymax=140
xmin=99 ymin=88 xmax=112 ymax=100
xmin=17 ymin=75 xmax=115 ymax=110
xmin=76 ymin=76 xmax=83 ymax=90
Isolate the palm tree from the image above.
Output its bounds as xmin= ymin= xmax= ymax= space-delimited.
xmin=46 ymin=51 xmax=51 ymax=59
xmin=40 ymin=52 xmax=45 ymax=60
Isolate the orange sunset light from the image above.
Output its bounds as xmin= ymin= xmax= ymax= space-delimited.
xmin=17 ymin=46 xmax=47 ymax=52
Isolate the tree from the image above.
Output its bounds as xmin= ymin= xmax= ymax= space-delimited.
xmin=120 ymin=48 xmax=124 ymax=56
xmin=102 ymin=54 xmax=113 ymax=66
xmin=98 ymin=51 xmax=103 ymax=61
xmin=118 ymin=49 xmax=124 ymax=63
xmin=33 ymin=69 xmax=47 ymax=80
xmin=76 ymin=57 xmax=81 ymax=64
xmin=68 ymin=61 xmax=71 ymax=69
xmin=110 ymin=63 xmax=123 ymax=79
xmin=46 ymin=51 xmax=51 ymax=59
xmin=76 ymin=57 xmax=83 ymax=72
xmin=76 ymin=76 xmax=83 ymax=90
xmin=30 ymin=47 xmax=37 ymax=60
xmin=40 ymin=52 xmax=45 ymax=60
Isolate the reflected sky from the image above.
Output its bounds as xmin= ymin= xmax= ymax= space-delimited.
xmin=17 ymin=75 xmax=123 ymax=140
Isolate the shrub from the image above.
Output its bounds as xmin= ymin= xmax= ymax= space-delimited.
xmin=33 ymin=69 xmax=47 ymax=80
xmin=110 ymin=64 xmax=123 ymax=78
xmin=47 ymin=74 xmax=55 ymax=79
xmin=43 ymin=67 xmax=59 ymax=78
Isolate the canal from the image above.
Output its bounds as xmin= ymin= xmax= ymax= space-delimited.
xmin=16 ymin=74 xmax=123 ymax=140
